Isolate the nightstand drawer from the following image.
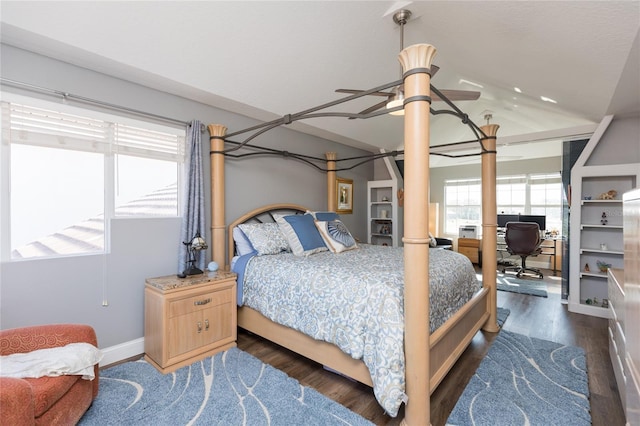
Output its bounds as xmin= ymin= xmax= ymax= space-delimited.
xmin=169 ymin=287 xmax=233 ymax=318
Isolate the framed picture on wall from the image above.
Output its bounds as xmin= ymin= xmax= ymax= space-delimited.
xmin=336 ymin=177 xmax=353 ymax=214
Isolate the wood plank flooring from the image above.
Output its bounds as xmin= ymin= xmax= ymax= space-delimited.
xmin=237 ymin=268 xmax=626 ymax=426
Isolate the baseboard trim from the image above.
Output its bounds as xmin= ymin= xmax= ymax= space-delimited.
xmin=100 ymin=337 xmax=144 ymax=368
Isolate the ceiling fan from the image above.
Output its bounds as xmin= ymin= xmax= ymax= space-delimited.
xmin=336 ymin=9 xmax=481 ymax=116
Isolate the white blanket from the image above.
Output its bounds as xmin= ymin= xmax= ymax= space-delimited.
xmin=0 ymin=342 xmax=103 ymax=380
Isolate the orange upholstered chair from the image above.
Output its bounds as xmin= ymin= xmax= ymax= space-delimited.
xmin=0 ymin=324 xmax=100 ymax=425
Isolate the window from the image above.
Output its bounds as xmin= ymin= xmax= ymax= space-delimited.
xmin=529 ymin=173 xmax=562 ymax=234
xmin=496 ymin=175 xmax=526 ymax=214
xmin=444 ymin=172 xmax=562 ymax=235
xmin=1 ymin=99 xmax=185 ymax=260
xmin=445 ymin=178 xmax=482 ymax=234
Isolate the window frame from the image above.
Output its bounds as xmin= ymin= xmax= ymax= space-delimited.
xmin=444 ymin=172 xmax=563 ymax=235
xmin=1 ymin=94 xmax=186 ymax=262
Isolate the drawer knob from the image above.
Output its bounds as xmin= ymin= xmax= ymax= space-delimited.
xmin=197 ymin=321 xmax=202 ymax=333
xmin=194 ymin=298 xmax=211 ymax=306
xmin=205 ymin=319 xmax=209 ymax=331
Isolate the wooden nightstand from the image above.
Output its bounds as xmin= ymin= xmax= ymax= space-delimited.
xmin=144 ymin=271 xmax=237 ymax=374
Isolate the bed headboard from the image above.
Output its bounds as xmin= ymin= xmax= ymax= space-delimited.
xmin=227 ymin=203 xmax=308 ymax=265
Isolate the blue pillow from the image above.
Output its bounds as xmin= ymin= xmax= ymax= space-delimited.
xmin=306 ymin=211 xmax=340 ymax=222
xmin=276 ymin=214 xmax=328 ymax=256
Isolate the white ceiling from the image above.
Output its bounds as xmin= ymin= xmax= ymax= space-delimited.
xmin=1 ymin=1 xmax=639 ymax=167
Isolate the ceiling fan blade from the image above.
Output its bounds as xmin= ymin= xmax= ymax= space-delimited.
xmin=358 ymin=100 xmax=388 ymax=115
xmin=431 ymin=65 xmax=439 ymax=77
xmin=432 ymin=89 xmax=480 ymax=102
xmin=335 ymin=88 xmax=395 ymax=97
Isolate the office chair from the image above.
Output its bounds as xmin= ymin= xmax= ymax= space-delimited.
xmin=501 ymin=221 xmax=544 ymax=278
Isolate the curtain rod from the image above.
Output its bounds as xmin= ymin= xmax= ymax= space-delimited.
xmin=0 ymin=77 xmax=204 ymax=132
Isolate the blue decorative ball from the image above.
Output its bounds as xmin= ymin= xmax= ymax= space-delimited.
xmin=208 ymin=261 xmax=219 ymax=272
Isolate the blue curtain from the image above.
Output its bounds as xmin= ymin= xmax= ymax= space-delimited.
xmin=178 ymin=120 xmax=206 ymax=273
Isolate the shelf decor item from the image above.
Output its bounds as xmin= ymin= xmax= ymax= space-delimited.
xmin=596 ymin=260 xmax=612 ymax=273
xmin=601 ymin=212 xmax=608 ymax=225
xmin=598 ymin=189 xmax=617 ymax=200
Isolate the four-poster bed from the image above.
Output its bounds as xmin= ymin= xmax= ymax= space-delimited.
xmin=208 ymin=43 xmax=499 ymax=425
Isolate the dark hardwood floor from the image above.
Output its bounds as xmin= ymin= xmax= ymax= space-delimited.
xmin=237 ymin=267 xmax=626 ymax=426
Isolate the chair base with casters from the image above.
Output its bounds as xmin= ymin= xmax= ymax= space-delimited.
xmin=502 ymin=254 xmax=544 ymax=278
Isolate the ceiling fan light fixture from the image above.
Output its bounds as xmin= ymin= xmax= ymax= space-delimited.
xmin=386 ymin=87 xmax=405 ymax=116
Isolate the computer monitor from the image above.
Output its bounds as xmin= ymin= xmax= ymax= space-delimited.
xmin=497 ymin=214 xmax=519 ymax=228
xmin=518 ymin=215 xmax=546 ymax=231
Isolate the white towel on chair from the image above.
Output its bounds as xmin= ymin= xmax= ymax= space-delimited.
xmin=0 ymin=342 xmax=103 ymax=380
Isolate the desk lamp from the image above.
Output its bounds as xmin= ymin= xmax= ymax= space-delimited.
xmin=182 ymin=231 xmax=208 ymax=276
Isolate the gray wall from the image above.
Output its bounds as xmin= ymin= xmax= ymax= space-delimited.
xmin=0 ymin=45 xmax=373 ymax=348
xmin=586 ymin=115 xmax=640 ymax=167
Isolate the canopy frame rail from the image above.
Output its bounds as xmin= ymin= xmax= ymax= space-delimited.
xmin=210 ymin=70 xmax=492 ymax=167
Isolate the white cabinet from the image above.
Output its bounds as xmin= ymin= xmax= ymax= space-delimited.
xmin=570 ymin=170 xmax=638 ymax=318
xmin=608 ymin=268 xmax=627 ymax=413
xmin=367 ymin=180 xmax=400 ymax=247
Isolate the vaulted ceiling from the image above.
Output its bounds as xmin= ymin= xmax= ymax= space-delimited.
xmin=2 ymin=1 xmax=639 ymax=166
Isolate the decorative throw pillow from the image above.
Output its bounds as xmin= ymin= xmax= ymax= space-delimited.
xmin=237 ymin=223 xmax=289 ymax=256
xmin=232 ymin=227 xmax=255 ymax=256
xmin=315 ymin=220 xmax=357 ymax=253
xmin=428 ymin=232 xmax=437 ymax=248
xmin=276 ymin=214 xmax=328 ymax=256
xmin=306 ymin=210 xmax=340 ymax=222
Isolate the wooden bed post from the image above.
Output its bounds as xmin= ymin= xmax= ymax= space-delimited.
xmin=208 ymin=124 xmax=227 ymax=269
xmin=398 ymin=43 xmax=437 ymax=426
xmin=326 ymin=152 xmax=337 ymax=211
xmin=480 ymin=123 xmax=500 ymax=332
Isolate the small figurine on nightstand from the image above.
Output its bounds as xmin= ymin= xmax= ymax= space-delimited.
xmin=602 ymin=299 xmax=609 ymax=308
xmin=601 ymin=211 xmax=608 ymax=225
xmin=584 ymin=263 xmax=590 ymax=272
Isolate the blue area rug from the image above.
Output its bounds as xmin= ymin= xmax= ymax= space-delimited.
xmin=446 ymin=331 xmax=590 ymax=425
xmin=497 ymin=274 xmax=548 ymax=297
xmin=497 ymin=307 xmax=510 ymax=327
xmin=79 ymin=347 xmax=372 ymax=425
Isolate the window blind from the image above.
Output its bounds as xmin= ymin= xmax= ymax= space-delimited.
xmin=3 ymin=102 xmax=185 ymax=161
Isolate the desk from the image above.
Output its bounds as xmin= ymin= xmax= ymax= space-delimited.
xmin=497 ymin=235 xmax=560 ymax=275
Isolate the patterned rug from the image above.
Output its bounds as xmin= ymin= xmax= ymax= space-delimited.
xmin=497 ymin=307 xmax=510 ymax=327
xmin=497 ymin=274 xmax=548 ymax=297
xmin=446 ymin=331 xmax=590 ymax=425
xmin=79 ymin=347 xmax=372 ymax=425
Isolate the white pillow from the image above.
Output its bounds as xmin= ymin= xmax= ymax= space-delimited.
xmin=315 ymin=220 xmax=358 ymax=253
xmin=238 ymin=223 xmax=289 ymax=256
xmin=232 ymin=227 xmax=254 ymax=256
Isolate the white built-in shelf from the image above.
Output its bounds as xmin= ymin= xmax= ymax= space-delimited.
xmin=580 ymin=248 xmax=624 ymax=255
xmin=580 ymin=271 xmax=610 ymax=279
xmin=581 ymin=199 xmax=623 ymax=205
xmin=580 ymin=224 xmax=623 ymax=230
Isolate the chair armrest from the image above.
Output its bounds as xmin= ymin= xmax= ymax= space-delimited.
xmin=0 ymin=377 xmax=35 ymax=425
xmin=0 ymin=324 xmax=97 ymax=356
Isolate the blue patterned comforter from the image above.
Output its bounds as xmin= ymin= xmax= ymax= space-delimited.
xmin=234 ymin=244 xmax=480 ymax=416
